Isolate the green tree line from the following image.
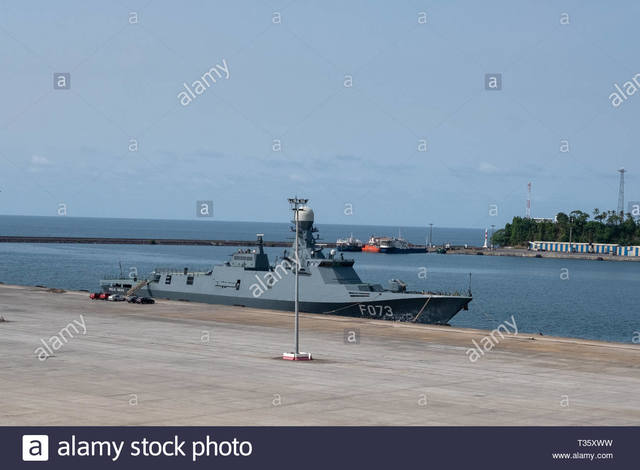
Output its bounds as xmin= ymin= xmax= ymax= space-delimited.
xmin=491 ymin=209 xmax=640 ymax=247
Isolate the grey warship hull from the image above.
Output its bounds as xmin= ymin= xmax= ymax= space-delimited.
xmin=102 ymin=276 xmax=470 ymax=324
xmin=100 ymin=201 xmax=472 ymax=325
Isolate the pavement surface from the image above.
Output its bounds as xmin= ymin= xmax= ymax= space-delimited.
xmin=1 ymin=284 xmax=639 ymax=425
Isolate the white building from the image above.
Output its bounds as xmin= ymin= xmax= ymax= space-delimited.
xmin=529 ymin=241 xmax=640 ymax=257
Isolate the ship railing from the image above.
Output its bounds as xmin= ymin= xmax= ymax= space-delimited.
xmin=152 ymin=267 xmax=211 ymax=275
xmin=102 ymin=273 xmax=137 ymax=280
xmin=152 ymin=267 xmax=186 ymax=273
xmin=419 ymin=290 xmax=467 ymax=297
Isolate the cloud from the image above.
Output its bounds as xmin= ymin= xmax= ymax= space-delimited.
xmin=190 ymin=148 xmax=225 ymax=160
xmin=28 ymin=155 xmax=52 ymax=173
xmin=31 ymin=155 xmax=51 ymax=165
xmin=335 ymin=154 xmax=361 ymax=162
xmin=450 ymin=160 xmax=546 ymax=178
xmin=478 ymin=161 xmax=499 ymax=174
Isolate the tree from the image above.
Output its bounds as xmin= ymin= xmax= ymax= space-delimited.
xmin=494 ymin=208 xmax=640 ymax=247
xmin=491 ymin=229 xmax=507 ymax=247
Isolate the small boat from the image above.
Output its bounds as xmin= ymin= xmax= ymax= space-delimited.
xmin=336 ymin=234 xmax=363 ymax=252
xmin=363 ymin=236 xmax=382 ymax=252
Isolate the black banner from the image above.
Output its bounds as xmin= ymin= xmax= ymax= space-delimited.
xmin=4 ymin=427 xmax=637 ymax=469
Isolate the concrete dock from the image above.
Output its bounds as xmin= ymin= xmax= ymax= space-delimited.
xmin=1 ymin=283 xmax=639 ymax=426
xmin=450 ymin=246 xmax=640 ymax=262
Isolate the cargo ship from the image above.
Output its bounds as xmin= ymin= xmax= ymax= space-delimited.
xmin=336 ymin=234 xmax=363 ymax=252
xmin=363 ymin=236 xmax=426 ymax=254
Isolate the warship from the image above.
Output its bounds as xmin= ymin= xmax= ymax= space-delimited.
xmin=100 ymin=200 xmax=472 ymax=324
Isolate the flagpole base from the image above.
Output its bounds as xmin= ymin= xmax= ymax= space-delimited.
xmin=282 ymin=352 xmax=312 ymax=361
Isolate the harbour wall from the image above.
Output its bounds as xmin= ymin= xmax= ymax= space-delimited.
xmin=2 ymin=236 xmax=640 ymax=261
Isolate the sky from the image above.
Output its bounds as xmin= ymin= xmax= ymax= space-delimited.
xmin=0 ymin=0 xmax=638 ymax=228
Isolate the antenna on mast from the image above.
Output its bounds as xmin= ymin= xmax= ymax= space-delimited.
xmin=617 ymin=168 xmax=626 ymax=218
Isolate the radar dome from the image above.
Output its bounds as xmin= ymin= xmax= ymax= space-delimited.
xmin=297 ymin=206 xmax=314 ymax=222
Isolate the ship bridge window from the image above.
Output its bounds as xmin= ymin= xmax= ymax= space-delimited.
xmin=165 ymin=275 xmax=172 ymax=285
xmin=319 ymin=266 xmax=362 ymax=284
xmin=186 ymin=275 xmax=194 ymax=285
xmin=359 ymin=283 xmax=383 ymax=292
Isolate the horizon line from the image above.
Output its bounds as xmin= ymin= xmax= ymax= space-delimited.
xmin=0 ymin=213 xmax=488 ymax=231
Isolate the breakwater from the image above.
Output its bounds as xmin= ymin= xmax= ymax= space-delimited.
xmin=0 ymin=236 xmax=302 ymax=247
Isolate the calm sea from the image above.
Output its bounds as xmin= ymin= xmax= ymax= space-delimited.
xmin=0 ymin=216 xmax=638 ymax=344
xmin=0 ymin=215 xmax=484 ymax=246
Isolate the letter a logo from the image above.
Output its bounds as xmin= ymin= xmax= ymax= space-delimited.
xmin=22 ymin=435 xmax=49 ymax=461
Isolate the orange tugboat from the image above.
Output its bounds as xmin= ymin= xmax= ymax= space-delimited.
xmin=362 ymin=236 xmax=382 ymax=252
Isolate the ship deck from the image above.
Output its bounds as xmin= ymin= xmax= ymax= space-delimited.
xmin=1 ymin=283 xmax=639 ymax=425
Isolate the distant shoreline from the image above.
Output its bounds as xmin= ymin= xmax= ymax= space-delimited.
xmin=446 ymin=246 xmax=640 ymax=262
xmin=3 ymin=236 xmax=640 ymax=262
